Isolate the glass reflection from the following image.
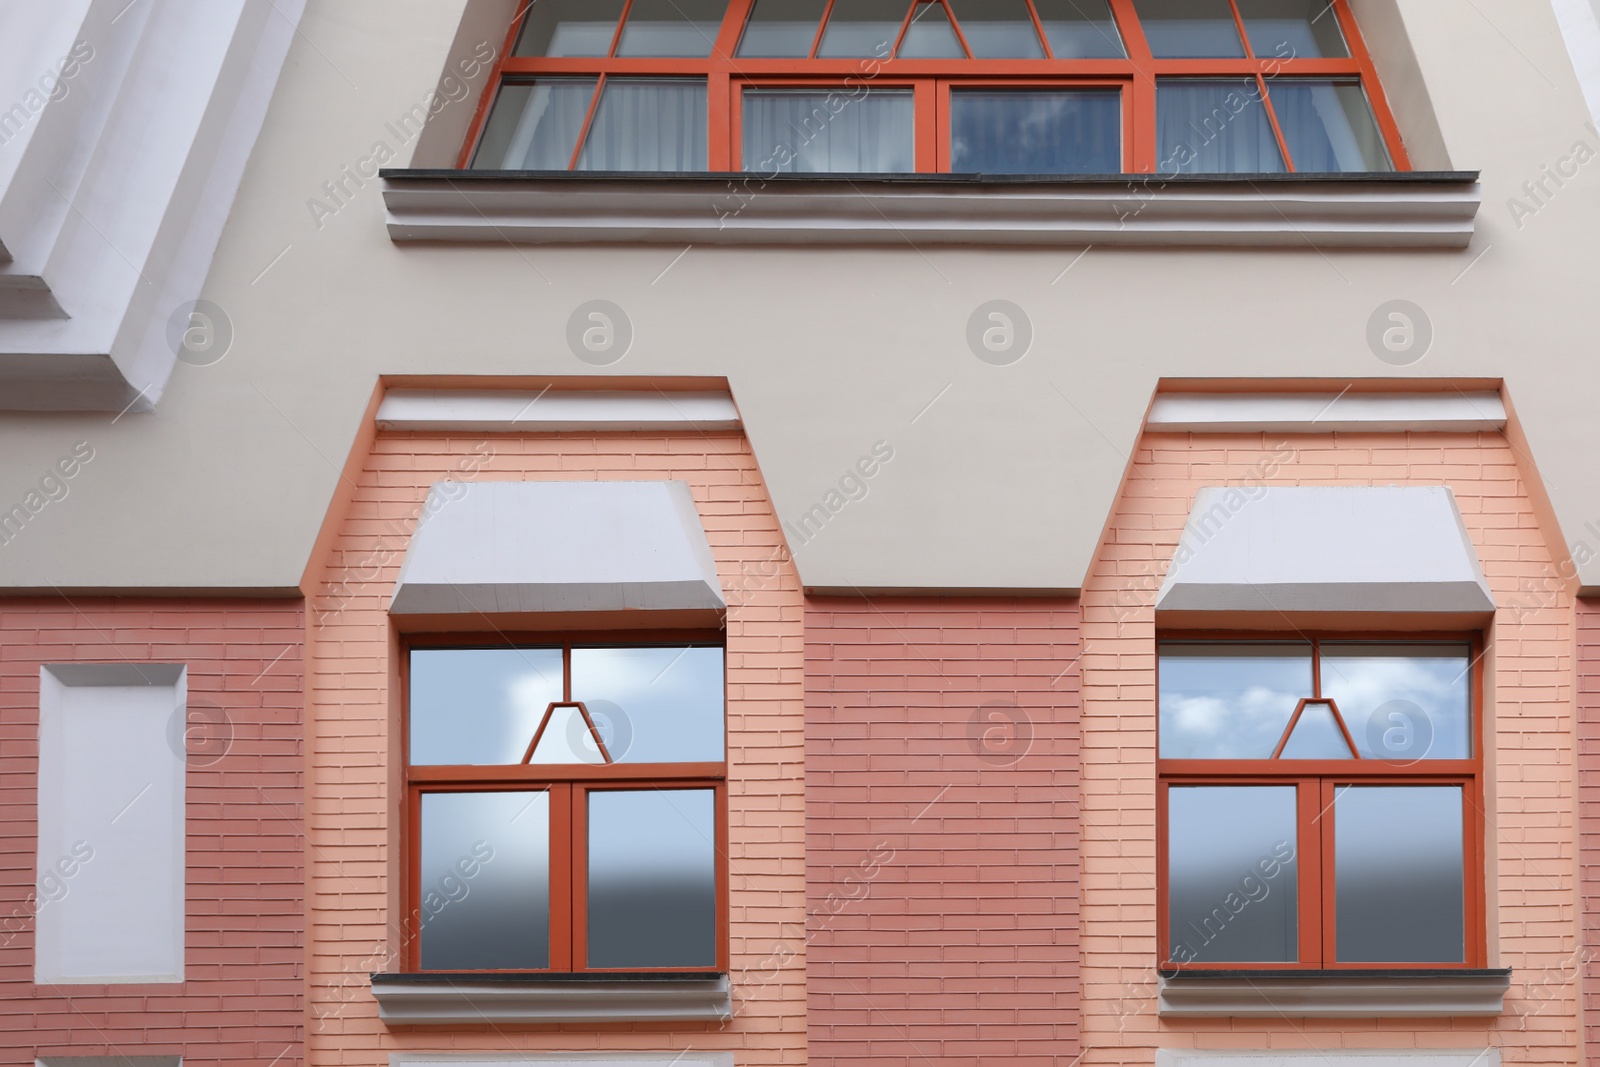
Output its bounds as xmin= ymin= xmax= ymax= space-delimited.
xmin=471 ymin=80 xmax=598 ymax=170
xmin=1158 ymin=643 xmax=1311 ymax=758
xmin=420 ymin=791 xmax=551 ymax=969
xmin=569 ymin=646 xmax=725 ymax=762
xmin=588 ymin=789 xmax=717 ymax=967
xmin=1033 ymin=0 xmax=1126 ymax=57
xmin=898 ymin=1 xmax=965 ymax=57
xmin=1167 ymin=786 xmax=1298 ymax=963
xmin=1235 ymin=0 xmax=1348 ymax=57
xmin=1279 ymin=701 xmax=1355 ymax=759
xmin=818 ymin=0 xmax=912 ymax=57
xmin=616 ymin=0 xmax=730 ymax=56
xmin=950 ymin=90 xmax=1121 ymax=174
xmin=410 ymin=648 xmax=564 ymax=764
xmin=1334 ymin=786 xmax=1465 ymax=962
xmin=739 ymin=0 xmax=829 ymax=55
xmin=1320 ymin=643 xmax=1470 ymax=760
xmin=516 ymin=0 xmax=627 ymax=56
xmin=947 ymin=0 xmax=1045 ymax=58
xmin=1133 ymin=0 xmax=1245 ymax=57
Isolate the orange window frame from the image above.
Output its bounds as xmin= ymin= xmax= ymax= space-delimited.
xmin=401 ymin=632 xmax=731 ymax=974
xmin=459 ymin=0 xmax=1410 ymax=173
xmin=1154 ymin=633 xmax=1486 ymax=972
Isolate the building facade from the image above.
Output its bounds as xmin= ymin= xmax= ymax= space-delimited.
xmin=1 ymin=1 xmax=1600 ymax=1067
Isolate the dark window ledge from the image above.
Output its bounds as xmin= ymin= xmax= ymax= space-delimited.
xmin=1157 ymin=966 xmax=1511 ymax=1018
xmin=368 ymin=970 xmax=731 ymax=1025
xmin=379 ymin=169 xmax=1481 ymax=250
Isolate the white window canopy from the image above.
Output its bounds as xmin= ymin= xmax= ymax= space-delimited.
xmin=1156 ymin=486 xmax=1494 ymax=615
xmin=390 ymin=480 xmax=725 ymax=617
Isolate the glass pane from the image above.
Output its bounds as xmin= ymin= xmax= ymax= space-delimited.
xmin=616 ymin=0 xmax=730 ymax=56
xmin=1033 ymin=0 xmax=1126 ymax=57
xmin=470 ymin=80 xmax=598 ymax=170
xmin=1321 ymin=643 xmax=1471 ymax=760
xmin=898 ymin=1 xmax=965 ymax=57
xmin=576 ymin=79 xmax=708 ymax=172
xmin=743 ymin=88 xmax=915 ymax=173
xmin=1268 ymin=79 xmax=1393 ymax=172
xmin=569 ymin=646 xmax=725 ymax=762
xmin=1158 ymin=642 xmax=1311 ymax=758
xmin=1235 ymin=0 xmax=1348 ymax=57
xmin=1133 ymin=0 xmax=1245 ymax=57
xmin=950 ymin=90 xmax=1121 ymax=174
xmin=1156 ymin=79 xmax=1285 ymax=173
xmin=817 ymin=0 xmax=911 ymax=57
xmin=588 ymin=789 xmax=717 ymax=967
xmin=1167 ymin=786 xmax=1298 ymax=964
xmin=409 ymin=648 xmax=564 ymax=764
xmin=1335 ymin=786 xmax=1465 ymax=962
xmin=1278 ymin=701 xmax=1355 ymax=759
xmin=947 ymin=0 xmax=1045 ymax=58
xmin=525 ymin=706 xmax=609 ymax=765
xmin=419 ymin=791 xmax=550 ymax=969
xmin=516 ymin=0 xmax=627 ymax=55
xmin=738 ymin=0 xmax=829 ymax=56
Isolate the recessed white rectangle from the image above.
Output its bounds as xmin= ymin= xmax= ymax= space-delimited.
xmin=1145 ymin=391 xmax=1506 ymax=433
xmin=35 ymin=665 xmax=186 ymax=984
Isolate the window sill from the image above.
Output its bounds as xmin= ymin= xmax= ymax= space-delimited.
xmin=369 ymin=971 xmax=732 ymax=1025
xmin=1157 ymin=968 xmax=1511 ymax=1018
xmin=380 ymin=170 xmax=1480 ymax=250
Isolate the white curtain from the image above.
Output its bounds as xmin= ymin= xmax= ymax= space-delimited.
xmin=485 ymin=80 xmax=597 ymax=170
xmin=577 ymin=79 xmax=709 ymax=171
xmin=1156 ymin=79 xmax=1285 ymax=173
xmin=1269 ymin=80 xmax=1389 ymax=172
xmin=743 ymin=88 xmax=914 ymax=173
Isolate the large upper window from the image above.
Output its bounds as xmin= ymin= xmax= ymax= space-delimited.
xmin=1158 ymin=638 xmax=1482 ymax=970
xmin=404 ymin=639 xmax=726 ymax=973
xmin=462 ymin=0 xmax=1407 ymax=174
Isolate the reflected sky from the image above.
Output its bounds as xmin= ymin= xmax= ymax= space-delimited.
xmin=1320 ymin=644 xmax=1471 ymax=760
xmin=410 ymin=648 xmax=563 ymax=765
xmin=1159 ymin=643 xmax=1311 ymax=758
xmin=571 ymin=647 xmax=724 ymax=762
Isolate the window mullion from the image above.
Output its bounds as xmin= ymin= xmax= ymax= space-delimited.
xmin=559 ymin=781 xmax=582 ymax=971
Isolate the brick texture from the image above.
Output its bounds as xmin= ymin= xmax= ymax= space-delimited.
xmin=0 ymin=597 xmax=304 ymax=1066
xmin=805 ymin=597 xmax=1082 ymax=1067
xmin=305 ymin=431 xmax=805 ymax=1066
xmin=1578 ymin=598 xmax=1600 ymax=1062
xmin=1079 ymin=432 xmax=1579 ymax=1065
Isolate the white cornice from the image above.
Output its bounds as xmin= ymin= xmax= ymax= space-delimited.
xmin=376 ymin=389 xmax=741 ymax=432
xmin=1146 ymin=391 xmax=1506 ymax=433
xmin=382 ymin=173 xmax=1481 ymax=249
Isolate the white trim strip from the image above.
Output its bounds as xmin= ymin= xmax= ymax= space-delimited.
xmin=382 ymin=176 xmax=1482 ymax=250
xmin=376 ymin=390 xmax=741 ymax=433
xmin=1146 ymin=392 xmax=1506 ymax=433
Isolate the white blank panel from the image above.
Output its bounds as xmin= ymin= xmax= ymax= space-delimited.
xmin=36 ymin=666 xmax=186 ymax=984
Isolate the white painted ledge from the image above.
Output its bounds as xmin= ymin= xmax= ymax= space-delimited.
xmin=1157 ymin=485 xmax=1495 ymax=615
xmin=1146 ymin=391 xmax=1506 ymax=433
xmin=1158 ymin=970 xmax=1511 ymax=1017
xmin=381 ymin=171 xmax=1482 ymax=249
xmin=370 ymin=974 xmax=733 ymax=1024
xmin=377 ymin=389 xmax=740 ymax=432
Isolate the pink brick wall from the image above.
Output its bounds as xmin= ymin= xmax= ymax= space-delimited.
xmin=1578 ymin=598 xmax=1600 ymax=1062
xmin=805 ymin=597 xmax=1082 ymax=1067
xmin=0 ymin=597 xmax=304 ymax=1066
xmin=305 ymin=431 xmax=806 ymax=1066
xmin=1080 ymin=431 xmax=1579 ymax=1065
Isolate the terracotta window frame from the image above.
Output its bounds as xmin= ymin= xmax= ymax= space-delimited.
xmin=1155 ymin=632 xmax=1486 ymax=973
xmin=401 ymin=631 xmax=730 ymax=975
xmin=459 ymin=0 xmax=1410 ymax=173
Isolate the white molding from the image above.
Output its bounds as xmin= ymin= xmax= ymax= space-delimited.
xmin=1146 ymin=391 xmax=1506 ymax=433
xmin=376 ymin=390 xmax=741 ymax=432
xmin=0 ymin=0 xmax=306 ymax=411
xmin=370 ymin=975 xmax=733 ymax=1025
xmin=381 ymin=174 xmax=1482 ymax=249
xmin=1551 ymin=0 xmax=1600 ymax=126
xmin=1158 ymin=972 xmax=1510 ymax=1017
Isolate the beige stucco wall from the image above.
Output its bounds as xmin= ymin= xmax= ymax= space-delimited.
xmin=2 ymin=0 xmax=1599 ymax=594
